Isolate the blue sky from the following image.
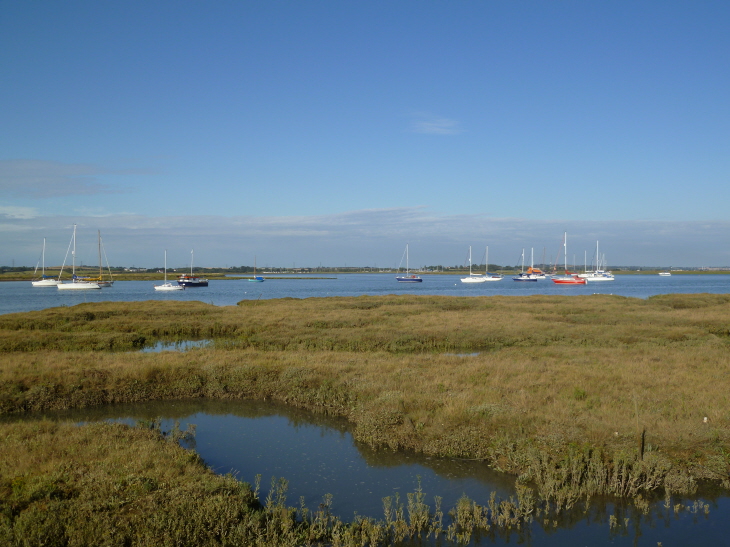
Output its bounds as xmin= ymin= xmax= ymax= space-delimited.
xmin=2 ymin=1 xmax=729 ymax=269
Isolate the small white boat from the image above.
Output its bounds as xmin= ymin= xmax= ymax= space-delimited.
xmin=155 ymin=250 xmax=185 ymax=291
xmin=577 ymin=242 xmax=614 ymax=281
xmin=482 ymin=246 xmax=503 ymax=281
xmin=31 ymin=238 xmax=59 ymax=287
xmin=57 ymin=225 xmax=101 ymax=290
xmin=462 ymin=246 xmax=502 ymax=283
xmin=461 ymin=246 xmax=487 ymax=283
xmin=658 ymin=271 xmax=672 ymax=276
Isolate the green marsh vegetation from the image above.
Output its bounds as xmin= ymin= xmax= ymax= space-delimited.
xmin=1 ymin=294 xmax=729 ymax=544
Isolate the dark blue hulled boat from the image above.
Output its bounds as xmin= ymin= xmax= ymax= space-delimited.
xmin=396 ymin=274 xmax=423 ymax=283
xmin=177 ymin=273 xmax=209 ymax=287
xmin=512 ymin=273 xmax=538 ymax=282
xmin=177 ymin=249 xmax=209 ymax=287
xmin=396 ymin=243 xmax=422 ymax=283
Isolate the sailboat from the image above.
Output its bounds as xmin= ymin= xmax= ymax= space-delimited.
xmin=31 ymin=238 xmax=59 ymax=287
xmin=461 ymin=246 xmax=487 ymax=283
xmin=80 ymin=230 xmax=115 ymax=287
xmin=248 ymin=256 xmax=264 ymax=282
xmin=514 ymin=248 xmax=545 ymax=281
xmin=551 ymin=232 xmax=587 ymax=285
xmin=177 ymin=249 xmax=209 ymax=287
xmin=482 ymin=246 xmax=503 ymax=281
xmin=577 ymin=241 xmax=614 ymax=281
xmin=57 ymin=224 xmax=101 ymax=290
xmin=513 ymin=249 xmax=538 ymax=281
xmin=396 ymin=243 xmax=422 ymax=282
xmin=155 ymin=250 xmax=184 ymax=291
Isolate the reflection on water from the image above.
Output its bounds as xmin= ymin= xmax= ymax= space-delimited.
xmin=29 ymin=398 xmax=515 ymax=520
xmin=13 ymin=398 xmax=730 ymax=545
xmin=140 ymin=339 xmax=212 ymax=352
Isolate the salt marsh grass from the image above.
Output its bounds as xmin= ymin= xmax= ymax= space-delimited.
xmin=1 ymin=294 xmax=729 ymax=543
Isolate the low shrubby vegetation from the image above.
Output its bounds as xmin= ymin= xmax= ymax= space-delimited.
xmin=1 ymin=294 xmax=729 ymax=544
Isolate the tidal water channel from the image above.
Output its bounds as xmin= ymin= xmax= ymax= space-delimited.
xmin=19 ymin=398 xmax=729 ymax=546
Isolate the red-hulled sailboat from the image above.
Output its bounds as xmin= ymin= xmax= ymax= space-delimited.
xmin=551 ymin=232 xmax=587 ymax=285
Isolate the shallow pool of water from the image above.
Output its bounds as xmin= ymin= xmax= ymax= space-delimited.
xmin=15 ymin=398 xmax=729 ymax=545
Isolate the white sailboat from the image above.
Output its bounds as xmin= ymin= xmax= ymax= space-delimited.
xmin=396 ymin=243 xmax=422 ymax=282
xmin=461 ymin=246 xmax=487 ymax=283
xmin=578 ymin=241 xmax=614 ymax=281
xmin=155 ymin=250 xmax=185 ymax=291
xmin=57 ymin=225 xmax=101 ymax=290
xmin=31 ymin=238 xmax=59 ymax=287
xmin=482 ymin=246 xmax=503 ymax=281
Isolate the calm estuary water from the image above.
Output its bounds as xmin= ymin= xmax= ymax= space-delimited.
xmin=1 ymin=273 xmax=728 ymax=315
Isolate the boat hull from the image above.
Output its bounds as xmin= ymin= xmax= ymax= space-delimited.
xmin=178 ymin=275 xmax=209 ymax=287
xmin=396 ymin=276 xmax=422 ymax=283
xmin=58 ymin=281 xmax=101 ymax=290
xmin=32 ymin=278 xmax=59 ymax=287
xmin=155 ymin=283 xmax=185 ymax=291
xmin=552 ymin=277 xmax=587 ymax=285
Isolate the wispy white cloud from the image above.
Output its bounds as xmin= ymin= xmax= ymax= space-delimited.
xmin=0 ymin=159 xmax=148 ymax=198
xmin=409 ymin=113 xmax=463 ymax=135
xmin=1 ymin=208 xmax=729 ymax=268
xmin=0 ymin=206 xmax=39 ymax=220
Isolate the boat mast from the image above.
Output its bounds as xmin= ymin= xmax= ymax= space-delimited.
xmin=98 ymin=230 xmax=103 ymax=279
xmin=71 ymin=224 xmax=76 ymax=277
xmin=563 ymin=232 xmax=567 ymax=273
